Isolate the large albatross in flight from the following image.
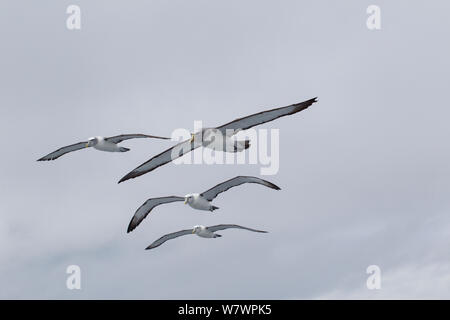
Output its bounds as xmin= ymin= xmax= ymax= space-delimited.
xmin=118 ymin=97 xmax=317 ymax=183
xmin=37 ymin=134 xmax=169 ymax=161
xmin=127 ymin=176 xmax=280 ymax=232
xmin=146 ymin=224 xmax=268 ymax=250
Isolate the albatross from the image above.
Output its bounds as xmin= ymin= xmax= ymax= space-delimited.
xmin=37 ymin=134 xmax=169 ymax=161
xmin=118 ymin=97 xmax=317 ymax=183
xmin=127 ymin=176 xmax=280 ymax=232
xmin=145 ymin=224 xmax=268 ymax=250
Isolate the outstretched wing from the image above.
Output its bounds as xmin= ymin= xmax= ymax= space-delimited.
xmin=200 ymin=176 xmax=281 ymax=201
xmin=127 ymin=196 xmax=185 ymax=232
xmin=37 ymin=141 xmax=88 ymax=161
xmin=118 ymin=139 xmax=200 ymax=183
xmin=216 ymin=97 xmax=317 ymax=135
xmin=105 ymin=134 xmax=169 ymax=144
xmin=206 ymin=224 xmax=268 ymax=233
xmin=119 ymin=98 xmax=316 ymax=182
xmin=145 ymin=229 xmax=193 ymax=250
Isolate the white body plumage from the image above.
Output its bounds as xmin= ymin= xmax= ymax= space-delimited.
xmin=193 ymin=225 xmax=218 ymax=238
xmin=200 ymin=128 xmax=249 ymax=152
xmin=89 ymin=136 xmax=123 ymax=152
xmin=184 ymin=193 xmax=214 ymax=211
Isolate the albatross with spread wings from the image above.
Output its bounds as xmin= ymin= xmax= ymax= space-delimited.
xmin=127 ymin=176 xmax=280 ymax=232
xmin=37 ymin=134 xmax=169 ymax=161
xmin=146 ymin=224 xmax=268 ymax=250
xmin=118 ymin=97 xmax=317 ymax=183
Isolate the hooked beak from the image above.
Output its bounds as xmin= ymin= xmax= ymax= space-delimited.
xmin=190 ymin=134 xmax=195 ymax=142
xmin=192 ymin=229 xmax=195 ymax=234
xmin=184 ymin=198 xmax=188 ymax=204
xmin=85 ymin=143 xmax=89 ymax=148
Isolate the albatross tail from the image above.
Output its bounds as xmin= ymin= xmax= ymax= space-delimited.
xmin=233 ymin=140 xmax=251 ymax=152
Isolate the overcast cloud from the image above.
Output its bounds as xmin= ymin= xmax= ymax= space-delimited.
xmin=1 ymin=0 xmax=449 ymax=299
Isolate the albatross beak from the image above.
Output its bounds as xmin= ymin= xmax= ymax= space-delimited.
xmin=190 ymin=134 xmax=195 ymax=142
xmin=85 ymin=143 xmax=89 ymax=148
xmin=192 ymin=229 xmax=195 ymax=234
xmin=184 ymin=198 xmax=188 ymax=204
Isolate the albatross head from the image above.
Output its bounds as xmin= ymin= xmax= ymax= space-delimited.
xmin=184 ymin=194 xmax=194 ymax=204
xmin=192 ymin=225 xmax=204 ymax=234
xmin=189 ymin=128 xmax=219 ymax=143
xmin=86 ymin=137 xmax=100 ymax=148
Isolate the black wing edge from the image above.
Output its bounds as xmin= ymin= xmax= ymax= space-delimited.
xmin=106 ymin=134 xmax=171 ymax=143
xmin=37 ymin=156 xmax=52 ymax=162
xmin=208 ymin=224 xmax=269 ymax=233
xmin=118 ymin=159 xmax=163 ymax=183
xmin=145 ymin=243 xmax=161 ymax=250
xmin=132 ymin=134 xmax=170 ymax=140
xmin=217 ymin=97 xmax=318 ymax=131
xmin=37 ymin=149 xmax=65 ymax=161
xmin=254 ymin=177 xmax=282 ymax=191
xmin=144 ymin=229 xmax=192 ymax=250
xmin=273 ymin=97 xmax=318 ymax=118
xmin=126 ymin=196 xmax=184 ymax=233
xmin=37 ymin=154 xmax=64 ymax=161
xmin=127 ymin=214 xmax=141 ymax=234
xmin=118 ymin=170 xmax=144 ymax=183
xmin=127 ymin=200 xmax=151 ymax=233
xmin=118 ymin=140 xmax=196 ymax=184
xmin=145 ymin=239 xmax=164 ymax=250
xmin=200 ymin=176 xmax=281 ymax=201
xmin=226 ymin=176 xmax=282 ymax=191
xmin=36 ymin=142 xmax=87 ymax=161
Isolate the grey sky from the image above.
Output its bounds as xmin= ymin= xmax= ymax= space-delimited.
xmin=1 ymin=0 xmax=450 ymax=299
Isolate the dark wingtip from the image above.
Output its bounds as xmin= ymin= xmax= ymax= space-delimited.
xmin=118 ymin=176 xmax=128 ymax=184
xmin=306 ymin=97 xmax=318 ymax=106
xmin=300 ymin=97 xmax=318 ymax=107
xmin=127 ymin=217 xmax=137 ymax=233
xmin=267 ymin=181 xmax=281 ymax=190
xmin=145 ymin=135 xmax=171 ymax=140
xmin=118 ymin=171 xmax=139 ymax=184
xmin=289 ymin=97 xmax=318 ymax=114
xmin=307 ymin=97 xmax=318 ymax=104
